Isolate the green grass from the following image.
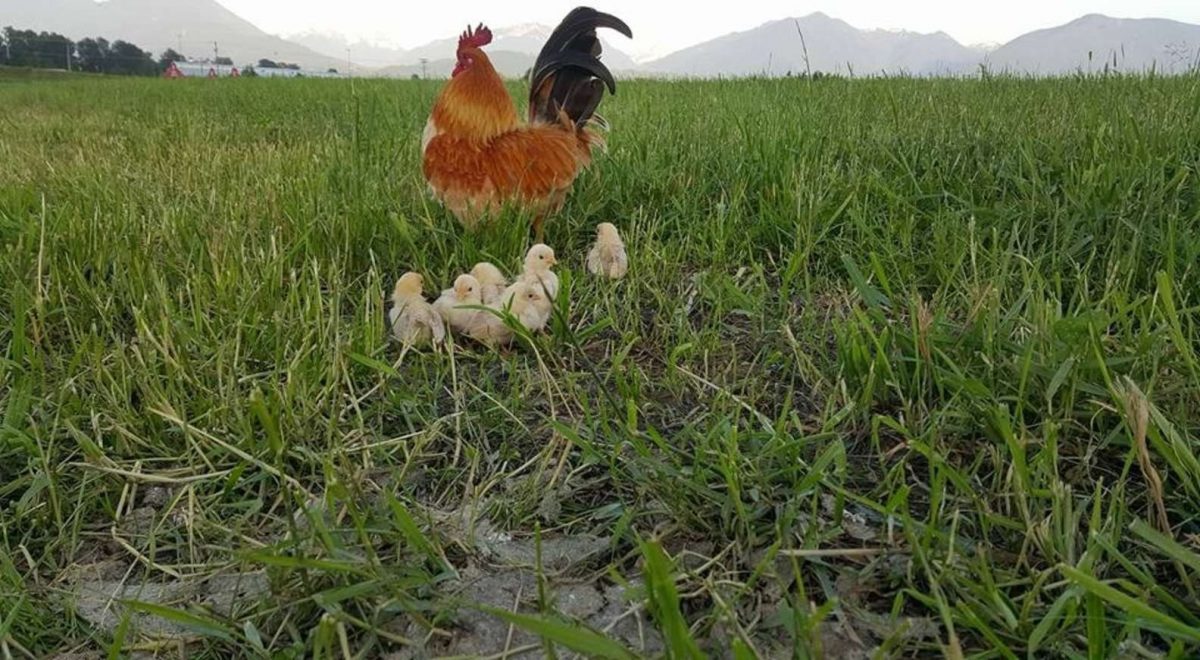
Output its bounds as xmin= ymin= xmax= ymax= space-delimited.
xmin=1 ymin=72 xmax=1200 ymax=657
xmin=0 ymin=65 xmax=98 ymax=82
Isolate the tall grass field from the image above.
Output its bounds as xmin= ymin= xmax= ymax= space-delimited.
xmin=2 ymin=70 xmax=1200 ymax=657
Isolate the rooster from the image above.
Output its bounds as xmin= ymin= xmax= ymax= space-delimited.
xmin=421 ymin=7 xmax=632 ymax=238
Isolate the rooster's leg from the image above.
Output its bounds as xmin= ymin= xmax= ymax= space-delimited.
xmin=531 ymin=213 xmax=547 ymax=242
xmin=532 ymin=192 xmax=565 ymax=242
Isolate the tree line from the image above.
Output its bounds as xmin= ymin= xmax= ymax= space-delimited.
xmin=1 ymin=26 xmax=276 ymax=77
xmin=2 ymin=26 xmax=162 ymax=75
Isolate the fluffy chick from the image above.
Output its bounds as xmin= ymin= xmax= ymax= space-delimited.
xmin=586 ymin=222 xmax=628 ymax=279
xmin=433 ymin=274 xmax=483 ymax=333
xmin=471 ymin=262 xmax=509 ymax=305
xmin=500 ymin=280 xmax=553 ymax=332
xmin=388 ymin=272 xmax=446 ymax=347
xmin=464 ymin=311 xmax=514 ymax=347
xmin=519 ymin=243 xmax=559 ymax=300
xmin=467 ymin=280 xmax=554 ymax=346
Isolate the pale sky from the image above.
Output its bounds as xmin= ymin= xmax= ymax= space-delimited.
xmin=218 ymin=0 xmax=1200 ymax=59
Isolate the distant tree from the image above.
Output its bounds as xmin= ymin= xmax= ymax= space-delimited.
xmin=1 ymin=25 xmax=157 ymax=76
xmin=3 ymin=28 xmax=31 ymax=65
xmin=3 ymin=27 xmax=73 ymax=69
xmin=241 ymin=65 xmax=257 ymax=77
xmin=107 ymin=40 xmax=157 ymax=76
xmin=327 ymin=67 xmax=338 ymax=74
xmin=410 ymin=73 xmax=420 ymax=80
xmin=158 ymin=48 xmax=185 ymax=69
xmin=75 ymin=37 xmax=110 ymax=73
xmin=215 ymin=56 xmax=233 ymax=65
xmin=37 ymin=30 xmax=73 ymax=69
xmin=257 ymin=58 xmax=278 ymax=69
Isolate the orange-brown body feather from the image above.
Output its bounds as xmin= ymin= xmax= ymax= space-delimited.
xmin=421 ymin=45 xmax=601 ymax=229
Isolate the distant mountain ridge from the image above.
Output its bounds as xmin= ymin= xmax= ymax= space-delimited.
xmin=985 ymin=14 xmax=1200 ymax=74
xmin=4 ymin=3 xmax=1198 ymax=77
xmin=0 ymin=0 xmax=343 ymax=70
xmin=288 ymin=31 xmax=408 ymax=69
xmin=643 ymin=12 xmax=1200 ymax=77
xmin=644 ymin=13 xmax=979 ymax=76
xmin=291 ymin=23 xmax=637 ymax=77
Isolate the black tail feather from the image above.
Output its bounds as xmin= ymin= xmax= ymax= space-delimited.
xmin=528 ymin=7 xmax=631 ymax=128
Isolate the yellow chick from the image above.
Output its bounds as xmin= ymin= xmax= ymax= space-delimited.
xmin=586 ymin=222 xmax=628 ymax=279
xmin=464 ymin=311 xmax=514 ymax=347
xmin=466 ymin=281 xmax=553 ymax=347
xmin=471 ymin=262 xmax=509 ymax=305
xmin=519 ymin=243 xmax=559 ymax=300
xmin=433 ymin=274 xmax=483 ymax=334
xmin=388 ymin=272 xmax=446 ymax=347
xmin=502 ymin=280 xmax=553 ymax=333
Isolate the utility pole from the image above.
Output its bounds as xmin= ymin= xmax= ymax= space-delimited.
xmin=346 ymin=47 xmax=351 ymax=77
xmin=420 ymin=58 xmax=428 ymax=79
xmin=213 ymin=40 xmax=219 ymax=68
xmin=65 ymin=42 xmax=71 ymax=71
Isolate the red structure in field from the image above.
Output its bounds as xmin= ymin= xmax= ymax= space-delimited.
xmin=163 ymin=61 xmax=184 ymax=79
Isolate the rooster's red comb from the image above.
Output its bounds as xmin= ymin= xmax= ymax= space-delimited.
xmin=458 ymin=23 xmax=493 ymax=50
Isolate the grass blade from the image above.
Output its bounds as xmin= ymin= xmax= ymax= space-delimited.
xmin=122 ymin=600 xmax=235 ymax=642
xmin=478 ymin=606 xmax=636 ymax=659
xmin=1059 ymin=565 xmax=1200 ymax=642
xmin=640 ymin=540 xmax=704 ymax=659
xmin=1129 ymin=519 xmax=1200 ymax=574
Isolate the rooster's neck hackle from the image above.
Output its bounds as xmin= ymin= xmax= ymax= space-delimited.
xmin=432 ymin=49 xmax=519 ymax=143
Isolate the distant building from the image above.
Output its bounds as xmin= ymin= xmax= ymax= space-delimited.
xmin=253 ymin=66 xmax=343 ymax=78
xmin=161 ymin=61 xmax=342 ymax=79
xmin=164 ymin=61 xmax=240 ymax=78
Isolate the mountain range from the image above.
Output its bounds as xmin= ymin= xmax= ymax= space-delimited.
xmin=0 ymin=0 xmax=343 ymax=70
xmin=291 ymin=24 xmax=638 ymax=78
xmin=643 ymin=13 xmax=980 ymax=77
xmin=642 ymin=12 xmax=1200 ymax=76
xmin=984 ymin=14 xmax=1200 ymax=74
xmin=3 ymin=1 xmax=1199 ymax=77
